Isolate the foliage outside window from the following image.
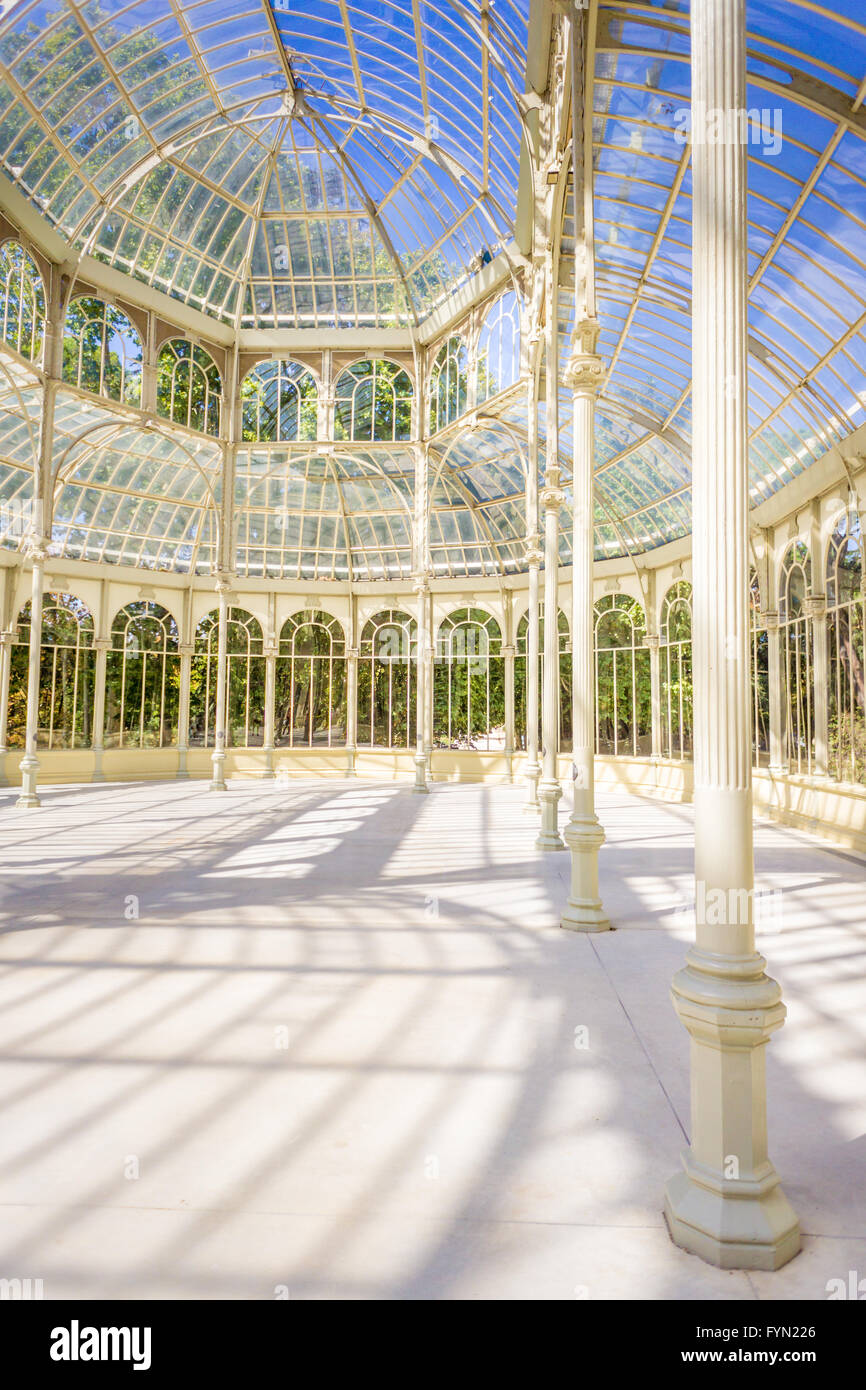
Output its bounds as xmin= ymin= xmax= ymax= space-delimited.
xmin=434 ymin=607 xmax=504 ymax=750
xmin=476 ymin=291 xmax=520 ymax=404
xmin=334 ymin=359 xmax=413 ymax=442
xmin=358 ymin=609 xmax=416 ymax=748
xmin=276 ymin=609 xmax=346 ymax=747
xmin=594 ymin=594 xmax=651 ymax=757
xmin=241 ymin=359 xmax=318 ymax=442
xmin=659 ymin=580 xmax=693 ymax=761
xmin=749 ymin=570 xmax=770 ymax=768
xmin=826 ymin=511 xmax=865 ymax=784
xmin=0 ymin=239 xmax=44 ymax=362
xmin=191 ymin=607 xmax=265 ymax=748
xmin=779 ymin=540 xmax=814 ymax=775
xmin=104 ymin=601 xmax=180 ymax=749
xmin=515 ymin=607 xmax=571 ymax=752
xmin=429 ymin=335 xmax=468 ymax=433
xmin=157 ymin=338 xmax=222 ymax=436
xmin=8 ymin=592 xmax=95 ymax=749
xmin=63 ymin=297 xmax=143 ymax=406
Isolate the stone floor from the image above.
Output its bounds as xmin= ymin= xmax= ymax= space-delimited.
xmin=0 ymin=775 xmax=863 ymax=1300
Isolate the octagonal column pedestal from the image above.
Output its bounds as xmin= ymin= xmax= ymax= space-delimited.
xmin=523 ymin=554 xmax=541 ymax=814
xmin=209 ymin=577 xmax=230 ymax=792
xmin=16 ymin=543 xmax=46 ymax=809
xmin=664 ymin=0 xmax=800 ymax=1271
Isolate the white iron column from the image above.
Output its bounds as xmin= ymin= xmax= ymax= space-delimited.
xmin=16 ymin=542 xmax=45 ymax=808
xmin=561 ymin=323 xmax=607 ymax=929
xmin=538 ymin=470 xmax=565 ymax=849
xmin=503 ymin=642 xmax=516 ymax=785
xmin=765 ymin=530 xmax=786 ymax=773
xmin=263 ymin=641 xmax=276 ymax=777
xmin=413 ymin=579 xmax=429 ymax=792
xmin=345 ymin=643 xmax=359 ymax=777
xmin=210 ymin=578 xmax=229 ymax=791
xmin=809 ymin=594 xmax=829 ymax=777
xmin=648 ymin=635 xmax=662 ymax=760
xmin=524 ymin=552 xmax=541 ymax=811
xmin=176 ymin=642 xmax=192 ymax=779
xmin=0 ymin=627 xmax=13 ymax=780
xmin=664 ymin=0 xmax=800 ymax=1271
xmin=91 ymin=637 xmax=110 ymax=781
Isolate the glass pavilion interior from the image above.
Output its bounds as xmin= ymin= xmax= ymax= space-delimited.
xmin=0 ymin=0 xmax=864 ymax=1291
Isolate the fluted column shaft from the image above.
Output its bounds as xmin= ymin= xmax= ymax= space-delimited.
xmin=91 ymin=637 xmax=110 ymax=781
xmin=263 ymin=645 xmax=276 ymax=777
xmin=413 ymin=581 xmax=429 ymax=792
xmin=538 ymin=475 xmax=565 ymax=849
xmin=664 ymin=0 xmax=800 ymax=1271
xmin=17 ymin=548 xmax=45 ymax=807
xmin=524 ymin=558 xmax=541 ymax=811
xmin=648 ymin=634 xmax=662 ymax=759
xmin=210 ymin=581 xmax=229 ymax=790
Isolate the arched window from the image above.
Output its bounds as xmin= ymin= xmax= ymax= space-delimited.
xmin=241 ymin=359 xmax=317 ymax=442
xmin=105 ymin=602 xmax=180 ymax=749
xmin=358 ymin=609 xmax=417 ymax=748
xmin=476 ymin=291 xmax=521 ymax=403
xmin=826 ymin=511 xmax=865 ymax=784
xmin=191 ymin=607 xmax=265 ymax=748
xmin=434 ymin=608 xmax=504 ymax=751
xmin=515 ymin=607 xmax=571 ymax=752
xmin=334 ymin=359 xmax=413 ymax=442
xmin=62 ymin=298 xmax=143 ymax=405
xmin=779 ymin=540 xmax=813 ymax=775
xmin=429 ymin=335 xmax=468 ymax=433
xmin=156 ymin=339 xmax=222 ymax=436
xmin=659 ymin=580 xmax=693 ymax=761
xmin=594 ymin=594 xmax=651 ymax=757
xmin=276 ymin=610 xmax=346 ymax=747
xmin=8 ymin=592 xmax=95 ymax=750
xmin=0 ymin=240 xmax=44 ymax=362
xmin=749 ymin=570 xmax=770 ymax=767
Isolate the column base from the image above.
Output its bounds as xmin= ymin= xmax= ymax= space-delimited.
xmin=664 ymin=1160 xmax=801 ymax=1271
xmin=536 ymin=780 xmax=565 ymax=850
xmin=560 ymin=815 xmax=609 ymax=931
xmin=15 ymin=791 xmax=41 ymax=808
xmin=17 ymin=756 xmax=40 ymax=808
xmin=413 ymin=753 xmax=429 ymax=794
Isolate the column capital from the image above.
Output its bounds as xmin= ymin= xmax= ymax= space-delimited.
xmin=563 ymin=350 xmax=605 ymax=395
xmin=21 ymin=536 xmax=48 ymax=564
xmin=346 ymin=647 xmax=359 ymax=660
xmin=501 ymin=644 xmax=516 ymax=659
xmin=760 ymin=609 xmax=780 ymax=632
xmin=524 ymin=543 xmax=543 ymax=567
xmin=178 ymin=642 xmax=195 ymax=657
xmin=92 ymin=637 xmax=112 ymax=652
xmin=541 ymin=483 xmax=566 ymax=510
xmin=804 ymin=594 xmax=826 ymax=619
xmin=214 ymin=570 xmax=234 ymax=597
xmin=643 ymin=632 xmax=660 ymax=650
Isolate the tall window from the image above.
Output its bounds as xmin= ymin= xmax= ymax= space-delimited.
xmin=62 ymin=297 xmax=143 ymax=405
xmin=276 ymin=610 xmax=346 ymax=747
xmin=779 ymin=541 xmax=814 ymax=775
xmin=358 ymin=609 xmax=416 ymax=748
xmin=476 ymin=291 xmax=520 ymax=403
xmin=429 ymin=335 xmax=468 ymax=433
xmin=434 ymin=608 xmax=504 ymax=750
xmin=241 ymin=359 xmax=317 ymax=441
xmin=750 ymin=570 xmax=770 ymax=767
xmin=157 ymin=339 xmax=222 ymax=436
xmin=334 ymin=359 xmax=413 ymax=441
xmin=659 ymin=581 xmax=693 ymax=761
xmin=8 ymin=592 xmax=95 ymax=749
xmin=191 ymin=608 xmax=265 ymax=747
xmin=594 ymin=594 xmax=651 ymax=756
xmin=105 ymin=602 xmax=180 ymax=749
xmin=0 ymin=240 xmax=44 ymax=362
xmin=515 ymin=607 xmax=571 ymax=751
xmin=826 ymin=511 xmax=865 ymax=784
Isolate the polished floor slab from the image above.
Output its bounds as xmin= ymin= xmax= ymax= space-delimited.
xmin=0 ymin=777 xmax=862 ymax=1300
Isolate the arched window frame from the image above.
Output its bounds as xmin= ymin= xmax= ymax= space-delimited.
xmin=358 ymin=608 xmax=417 ymax=748
xmin=334 ymin=358 xmax=413 ymax=442
xmin=826 ymin=510 xmax=865 ymax=784
xmin=779 ymin=540 xmax=814 ymax=775
xmin=276 ymin=609 xmax=346 ymax=748
xmin=105 ymin=601 xmax=180 ymax=749
xmin=434 ymin=606 xmax=504 ymax=751
xmin=156 ymin=338 xmax=222 ymax=436
xmin=476 ymin=291 xmax=521 ymax=404
xmin=62 ymin=296 xmax=143 ymax=406
xmin=659 ymin=580 xmax=693 ymax=762
xmin=0 ymin=239 xmax=44 ymax=362
xmin=593 ymin=593 xmax=651 ymax=758
xmin=192 ymin=606 xmax=265 ymax=748
xmin=241 ymin=359 xmax=318 ymax=442
xmin=429 ymin=335 xmax=468 ymax=434
xmin=9 ymin=591 xmax=95 ymax=750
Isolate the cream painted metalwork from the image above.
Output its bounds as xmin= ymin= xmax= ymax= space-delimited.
xmin=276 ymin=608 xmax=346 ymax=748
xmin=105 ymin=599 xmax=180 ymax=749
